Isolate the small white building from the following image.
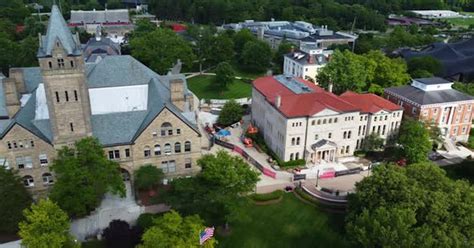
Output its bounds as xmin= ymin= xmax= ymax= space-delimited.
xmin=411 ymin=10 xmax=461 ymax=19
xmin=283 ymin=45 xmax=332 ymax=83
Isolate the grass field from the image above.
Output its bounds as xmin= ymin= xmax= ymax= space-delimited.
xmin=187 ymin=75 xmax=252 ymax=100
xmin=447 ymin=13 xmax=474 ymax=27
xmin=217 ymin=194 xmax=351 ymax=248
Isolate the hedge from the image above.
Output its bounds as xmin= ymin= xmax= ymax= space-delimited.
xmin=249 ymin=190 xmax=284 ymax=202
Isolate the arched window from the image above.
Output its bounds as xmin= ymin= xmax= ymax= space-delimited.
xmin=348 ymin=131 xmax=352 ymax=139
xmin=343 ymin=131 xmax=347 ymax=139
xmin=154 ymin=145 xmax=161 ymax=156
xmin=296 ymin=137 xmax=300 ymax=145
xmin=48 ymin=61 xmax=52 ymax=69
xmin=164 ymin=143 xmax=171 ymax=154
xmin=291 ymin=138 xmax=295 ymax=146
xmin=185 ymin=141 xmax=191 ymax=152
xmin=70 ymin=60 xmax=74 ymax=68
xmin=175 ymin=142 xmax=181 ymax=153
xmin=290 ymin=153 xmax=294 ymax=160
xmin=295 ymin=152 xmax=299 ymax=160
xmin=161 ymin=122 xmax=173 ymax=136
xmin=346 ymin=146 xmax=350 ymax=154
xmin=23 ymin=175 xmax=34 ymax=187
xmin=144 ymin=146 xmax=151 ymax=158
xmin=42 ymin=173 xmax=54 ymax=185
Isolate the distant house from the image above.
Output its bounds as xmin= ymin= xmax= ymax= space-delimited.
xmin=400 ymin=38 xmax=474 ymax=82
xmin=82 ymin=27 xmax=121 ymax=63
xmin=386 ymin=16 xmax=438 ymax=27
xmin=283 ymin=44 xmax=331 ymax=83
xmin=385 ymin=77 xmax=474 ymax=143
xmin=69 ymin=9 xmax=133 ymax=41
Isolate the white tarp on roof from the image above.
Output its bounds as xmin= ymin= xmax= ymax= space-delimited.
xmin=34 ymin=84 xmax=49 ymax=120
xmin=89 ymin=85 xmax=148 ymax=115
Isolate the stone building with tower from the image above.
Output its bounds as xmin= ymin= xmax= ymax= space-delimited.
xmin=0 ymin=5 xmax=201 ymax=196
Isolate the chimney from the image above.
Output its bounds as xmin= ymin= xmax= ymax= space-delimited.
xmin=275 ymin=95 xmax=281 ymax=108
xmin=308 ymin=55 xmax=314 ymax=64
xmin=328 ymin=82 xmax=333 ymax=93
xmin=170 ymin=78 xmax=186 ymax=112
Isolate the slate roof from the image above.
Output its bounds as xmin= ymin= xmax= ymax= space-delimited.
xmin=400 ymin=38 xmax=474 ymax=81
xmin=415 ymin=77 xmax=451 ymax=85
xmin=311 ymin=139 xmax=337 ymax=150
xmin=340 ymin=91 xmax=402 ymax=114
xmin=38 ymin=5 xmax=82 ymax=57
xmin=385 ymin=85 xmax=474 ymax=105
xmin=284 ymin=51 xmax=327 ymax=66
xmin=83 ymin=37 xmax=121 ymax=62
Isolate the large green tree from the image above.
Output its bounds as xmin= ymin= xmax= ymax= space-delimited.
xmin=365 ymin=50 xmax=410 ymax=88
xmin=347 ymin=163 xmax=474 ymax=248
xmin=398 ymin=119 xmax=432 ymax=164
xmin=0 ymin=167 xmax=32 ymax=233
xmin=134 ymin=164 xmax=164 ymax=191
xmin=240 ymin=40 xmax=272 ymax=73
xmin=214 ymin=62 xmax=235 ymax=89
xmin=164 ymin=151 xmax=259 ymax=225
xmin=130 ymin=28 xmax=196 ymax=74
xmin=50 ymin=137 xmax=125 ymax=217
xmin=139 ymin=210 xmax=216 ymax=248
xmin=19 ymin=199 xmax=78 ymax=248
xmin=217 ymin=99 xmax=243 ymax=126
xmin=407 ymin=56 xmax=442 ymax=78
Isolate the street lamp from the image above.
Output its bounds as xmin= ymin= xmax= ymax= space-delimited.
xmin=315 ymin=169 xmax=320 ymax=187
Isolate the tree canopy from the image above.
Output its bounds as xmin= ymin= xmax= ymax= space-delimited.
xmin=139 ymin=210 xmax=216 ymax=248
xmin=318 ymin=50 xmax=410 ymax=94
xmin=217 ymin=99 xmax=243 ymax=126
xmin=407 ymin=56 xmax=442 ymax=78
xmin=214 ymin=62 xmax=235 ymax=88
xmin=134 ymin=164 xmax=164 ymax=191
xmin=103 ymin=219 xmax=141 ymax=248
xmin=130 ymin=28 xmax=196 ymax=74
xmin=0 ymin=167 xmax=32 ymax=233
xmin=240 ymin=40 xmax=272 ymax=73
xmin=164 ymin=150 xmax=259 ymax=225
xmin=19 ymin=199 xmax=78 ymax=248
xmin=347 ymin=163 xmax=474 ymax=248
xmin=50 ymin=137 xmax=125 ymax=218
xmin=398 ymin=119 xmax=432 ymax=164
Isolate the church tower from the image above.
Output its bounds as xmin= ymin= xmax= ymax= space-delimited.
xmin=37 ymin=5 xmax=92 ymax=146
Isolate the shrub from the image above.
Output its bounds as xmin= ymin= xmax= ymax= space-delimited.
xmin=249 ymin=190 xmax=284 ymax=202
xmin=281 ymin=159 xmax=306 ymax=168
xmin=137 ymin=213 xmax=156 ymax=230
xmin=134 ymin=165 xmax=164 ymax=190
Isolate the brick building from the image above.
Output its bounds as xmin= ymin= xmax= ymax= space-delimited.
xmin=0 ymin=6 xmax=201 ymax=196
xmin=385 ymin=77 xmax=474 ymax=142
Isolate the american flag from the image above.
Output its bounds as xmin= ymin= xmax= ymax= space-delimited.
xmin=199 ymin=227 xmax=215 ymax=245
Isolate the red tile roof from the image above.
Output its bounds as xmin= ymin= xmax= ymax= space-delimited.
xmin=340 ymin=91 xmax=402 ymax=114
xmin=253 ymin=76 xmax=359 ymax=117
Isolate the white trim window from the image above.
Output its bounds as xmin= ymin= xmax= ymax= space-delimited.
xmin=160 ymin=160 xmax=176 ymax=173
xmin=39 ymin=154 xmax=48 ymax=166
xmin=23 ymin=175 xmax=34 ymax=187
xmin=42 ymin=173 xmax=54 ymax=185
xmin=16 ymin=156 xmax=33 ymax=169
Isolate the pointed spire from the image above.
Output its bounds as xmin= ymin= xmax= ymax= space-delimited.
xmin=37 ymin=5 xmax=81 ymax=58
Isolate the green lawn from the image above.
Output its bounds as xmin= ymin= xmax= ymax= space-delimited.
xmin=187 ymin=75 xmax=252 ymax=100
xmin=217 ymin=194 xmax=351 ymax=248
xmin=447 ymin=13 xmax=474 ymax=27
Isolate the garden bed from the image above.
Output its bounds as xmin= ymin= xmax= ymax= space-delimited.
xmin=249 ymin=190 xmax=284 ymax=205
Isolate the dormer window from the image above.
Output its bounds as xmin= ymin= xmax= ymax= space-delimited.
xmin=70 ymin=60 xmax=74 ymax=68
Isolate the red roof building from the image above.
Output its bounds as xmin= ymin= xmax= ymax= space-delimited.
xmin=251 ymin=75 xmax=403 ymax=163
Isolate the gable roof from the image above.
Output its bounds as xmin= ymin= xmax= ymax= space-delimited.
xmin=340 ymin=91 xmax=402 ymax=114
xmin=253 ymin=76 xmax=359 ymax=118
xmin=38 ymin=5 xmax=81 ymax=57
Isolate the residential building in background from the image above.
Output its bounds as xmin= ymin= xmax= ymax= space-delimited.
xmin=251 ymin=75 xmax=402 ymax=164
xmin=0 ymin=6 xmax=201 ymax=197
xmin=410 ymin=10 xmax=461 ymax=19
xmin=283 ymin=44 xmax=332 ymax=83
xmin=69 ymin=9 xmax=133 ymax=41
xmin=82 ymin=26 xmax=121 ymax=63
xmin=222 ymin=20 xmax=357 ymax=49
xmin=385 ymin=77 xmax=474 ymax=143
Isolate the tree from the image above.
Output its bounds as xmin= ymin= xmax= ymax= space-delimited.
xmin=132 ymin=19 xmax=158 ymax=38
xmin=134 ymin=164 xmax=164 ymax=191
xmin=274 ymin=41 xmax=293 ymax=72
xmin=407 ymin=56 xmax=442 ymax=78
xmin=347 ymin=163 xmax=474 ymax=248
xmin=362 ymin=133 xmax=384 ymax=152
xmin=453 ymin=82 xmax=474 ymax=96
xmin=240 ymin=40 xmax=272 ymax=73
xmin=317 ymin=49 xmax=372 ymax=94
xmin=0 ymin=167 xmax=32 ymax=233
xmin=398 ymin=119 xmax=432 ymax=164
xmin=139 ymin=210 xmax=216 ymax=248
xmin=50 ymin=137 xmax=125 ymax=217
xmin=207 ymin=34 xmax=234 ymax=65
xmin=217 ymin=99 xmax=243 ymax=126
xmin=130 ymin=28 xmax=196 ymax=74
xmin=164 ymin=151 xmax=259 ymax=225
xmin=103 ymin=219 xmax=141 ymax=248
xmin=233 ymin=29 xmax=256 ymax=55
xmin=214 ymin=62 xmax=235 ymax=88
xmin=19 ymin=199 xmax=78 ymax=248
xmin=365 ymin=50 xmax=410 ymax=88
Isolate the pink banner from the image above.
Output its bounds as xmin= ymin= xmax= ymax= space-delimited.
xmin=262 ymin=167 xmax=276 ymax=178
xmin=319 ymin=171 xmax=335 ymax=179
xmin=233 ymin=146 xmax=244 ymax=155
